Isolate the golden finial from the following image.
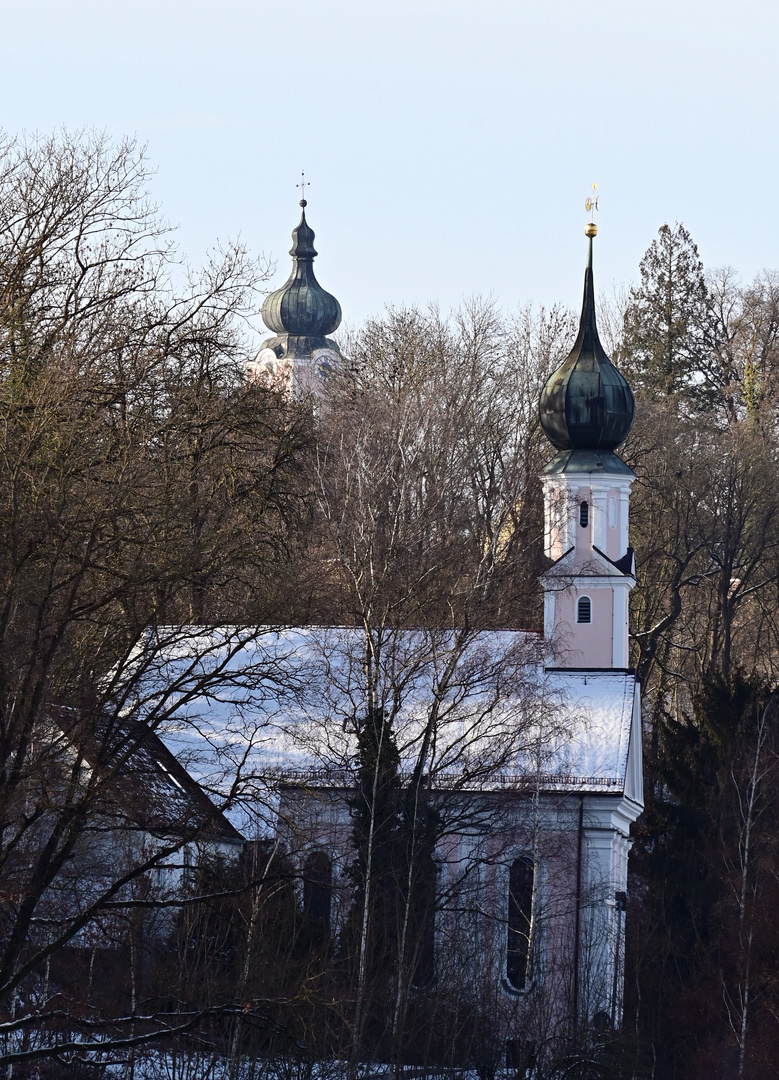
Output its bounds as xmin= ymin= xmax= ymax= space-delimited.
xmin=584 ymin=183 xmax=598 ymax=237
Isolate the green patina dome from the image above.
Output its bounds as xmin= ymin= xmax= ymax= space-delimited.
xmin=539 ymin=236 xmax=634 ymax=452
xmin=261 ymin=206 xmax=342 ymax=338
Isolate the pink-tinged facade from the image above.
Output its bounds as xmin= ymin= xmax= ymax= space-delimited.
xmin=263 ymin=228 xmax=644 ymax=1067
xmin=541 ymin=465 xmax=636 ymax=670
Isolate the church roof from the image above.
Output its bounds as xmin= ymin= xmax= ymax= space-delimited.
xmin=531 ymin=670 xmax=640 ymax=797
xmin=541 ymin=543 xmax=636 ymax=581
xmin=49 ymin=705 xmax=243 ymax=845
xmin=541 ymin=447 xmax=636 ymax=477
xmin=539 ymin=232 xmax=634 ymax=453
xmin=128 ymin=627 xmax=641 ymax=834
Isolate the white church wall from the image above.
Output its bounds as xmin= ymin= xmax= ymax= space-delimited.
xmin=273 ymin=779 xmax=638 ymax=1050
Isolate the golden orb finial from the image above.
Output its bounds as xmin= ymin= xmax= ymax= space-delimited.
xmin=585 ymin=222 xmax=598 ymax=238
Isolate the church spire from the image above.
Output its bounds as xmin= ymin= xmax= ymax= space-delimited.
xmin=538 ymin=209 xmax=637 ymax=672
xmin=539 ymin=225 xmax=634 ymax=454
xmin=253 ymin=185 xmax=343 ymax=390
xmin=260 ymin=204 xmax=342 ymax=339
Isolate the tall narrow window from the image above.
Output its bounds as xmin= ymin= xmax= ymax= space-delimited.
xmin=507 ymin=856 xmax=534 ymax=990
xmin=577 ymin=596 xmax=592 ymax=624
xmin=303 ymin=851 xmax=332 ymax=937
xmin=579 ymin=501 xmax=589 ymax=528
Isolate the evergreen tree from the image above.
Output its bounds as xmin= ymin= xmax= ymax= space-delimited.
xmin=347 ymin=707 xmax=404 ymax=1055
xmin=627 ymin=674 xmax=779 ymax=1080
xmin=619 ymin=223 xmax=714 ymax=405
xmin=346 ymin=707 xmax=439 ymax=1064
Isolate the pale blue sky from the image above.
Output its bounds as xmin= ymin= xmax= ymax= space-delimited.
xmin=2 ymin=0 xmax=777 ymax=333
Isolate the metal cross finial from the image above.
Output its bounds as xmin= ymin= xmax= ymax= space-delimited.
xmin=585 ymin=182 xmax=599 ymax=221
xmin=297 ymin=171 xmax=310 ymax=208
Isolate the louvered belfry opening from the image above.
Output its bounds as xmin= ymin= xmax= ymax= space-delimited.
xmin=577 ymin=596 xmax=592 ymax=624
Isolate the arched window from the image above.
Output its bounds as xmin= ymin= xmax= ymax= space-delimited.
xmin=507 ymin=856 xmax=534 ymax=990
xmin=303 ymin=851 xmax=332 ymax=937
xmin=579 ymin=501 xmax=589 ymax=528
xmin=577 ymin=596 xmax=592 ymax=624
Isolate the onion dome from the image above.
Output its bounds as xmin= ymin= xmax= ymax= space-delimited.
xmin=539 ymin=228 xmax=634 ymax=452
xmin=261 ymin=204 xmax=342 ymax=337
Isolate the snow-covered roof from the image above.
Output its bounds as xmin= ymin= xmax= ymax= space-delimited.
xmin=533 ymin=670 xmax=638 ymax=791
xmin=127 ymin=626 xmax=639 ymax=835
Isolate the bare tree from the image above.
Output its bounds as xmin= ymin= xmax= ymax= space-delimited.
xmin=0 ymin=130 xmax=311 ymax=1072
xmin=295 ymin=301 xmax=578 ymax=1071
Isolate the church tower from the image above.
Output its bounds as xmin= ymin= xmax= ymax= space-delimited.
xmin=539 ymin=221 xmax=636 ymax=670
xmin=251 ymin=194 xmax=343 ymax=392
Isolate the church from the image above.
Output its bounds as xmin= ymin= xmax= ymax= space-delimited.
xmin=148 ymin=199 xmax=644 ymax=1067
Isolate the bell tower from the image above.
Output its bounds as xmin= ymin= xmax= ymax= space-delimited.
xmin=538 ymin=218 xmax=636 ymax=670
xmin=250 ymin=182 xmax=343 ymax=392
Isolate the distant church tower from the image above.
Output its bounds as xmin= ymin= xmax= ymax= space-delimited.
xmin=250 ymin=195 xmax=343 ymax=392
xmin=539 ymin=222 xmax=636 ymax=669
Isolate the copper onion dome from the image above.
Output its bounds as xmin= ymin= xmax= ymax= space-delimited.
xmin=261 ymin=204 xmax=342 ymax=338
xmin=539 ymin=230 xmax=634 ymax=452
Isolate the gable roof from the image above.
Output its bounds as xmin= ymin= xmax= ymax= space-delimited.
xmin=127 ymin=627 xmax=642 ymax=830
xmin=541 ymin=544 xmax=635 ymax=582
xmin=51 ymin=705 xmax=243 ymax=846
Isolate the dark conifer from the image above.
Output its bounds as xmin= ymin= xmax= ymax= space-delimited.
xmin=628 ymin=673 xmax=779 ymax=1079
xmin=619 ymin=223 xmax=714 ymax=405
